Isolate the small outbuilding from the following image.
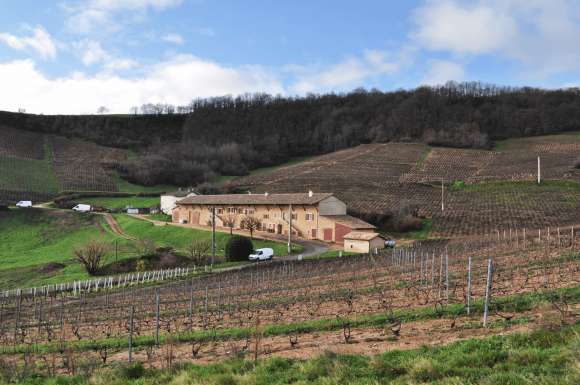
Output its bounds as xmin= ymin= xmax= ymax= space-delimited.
xmin=343 ymin=231 xmax=385 ymax=254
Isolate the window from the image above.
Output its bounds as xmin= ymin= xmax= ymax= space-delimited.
xmin=263 ymin=214 xmax=269 ymax=219
xmin=291 ymin=213 xmax=297 ymax=220
xmin=217 ymin=208 xmax=223 ymax=214
xmin=305 ymin=213 xmax=315 ymax=221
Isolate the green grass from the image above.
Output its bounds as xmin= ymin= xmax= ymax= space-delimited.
xmin=7 ymin=285 xmax=577 ymax=357
xmin=452 ymin=179 xmax=580 ymax=192
xmin=0 ymin=209 xmax=131 ymax=288
xmin=79 ymin=196 xmax=160 ymax=209
xmin=113 ymin=172 xmax=179 ymax=194
xmin=308 ymin=250 xmax=360 ymax=260
xmin=3 ymin=291 xmax=579 ymax=384
xmin=395 ymin=218 xmax=433 ymax=240
xmin=0 ymin=209 xmax=295 ymax=289
xmin=146 ymin=213 xmax=172 ymax=222
xmin=416 ymin=148 xmax=432 ymax=169
xmin=114 ymin=215 xmax=302 ymax=257
xmin=217 ymin=156 xmax=314 ymax=183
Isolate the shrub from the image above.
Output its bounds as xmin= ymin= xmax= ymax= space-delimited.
xmin=397 ymin=216 xmax=423 ymax=232
xmin=186 ymin=239 xmax=212 ymax=264
xmin=225 ymin=235 xmax=253 ymax=261
xmin=74 ymin=240 xmax=109 ymax=275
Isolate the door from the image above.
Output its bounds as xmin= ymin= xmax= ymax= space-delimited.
xmin=192 ymin=212 xmax=200 ymax=225
xmin=277 ymin=224 xmax=283 ymax=234
xmin=323 ymin=228 xmax=333 ymax=241
xmin=311 ymin=228 xmax=317 ymax=239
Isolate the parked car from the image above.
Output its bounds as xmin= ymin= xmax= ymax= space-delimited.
xmin=385 ymin=239 xmax=396 ymax=248
xmin=15 ymin=201 xmax=32 ymax=208
xmin=249 ymin=248 xmax=274 ymax=261
xmin=72 ymin=204 xmax=92 ymax=212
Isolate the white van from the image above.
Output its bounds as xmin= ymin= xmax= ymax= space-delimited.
xmin=72 ymin=204 xmax=92 ymax=212
xmin=15 ymin=201 xmax=32 ymax=208
xmin=249 ymin=248 xmax=274 ymax=261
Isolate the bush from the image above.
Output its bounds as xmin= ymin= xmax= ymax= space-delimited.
xmin=74 ymin=240 xmax=109 ymax=275
xmin=225 ymin=235 xmax=253 ymax=261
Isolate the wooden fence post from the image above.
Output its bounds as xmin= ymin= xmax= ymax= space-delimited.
xmin=483 ymin=259 xmax=494 ymax=327
xmin=466 ymin=256 xmax=472 ymax=315
xmin=128 ymin=305 xmax=135 ymax=363
xmin=155 ymin=289 xmax=160 ymax=345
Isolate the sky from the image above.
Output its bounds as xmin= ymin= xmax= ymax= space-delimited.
xmin=0 ymin=0 xmax=579 ymax=114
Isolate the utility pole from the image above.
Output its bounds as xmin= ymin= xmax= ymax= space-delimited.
xmin=211 ymin=206 xmax=216 ymax=265
xmin=287 ymin=204 xmax=292 ymax=254
xmin=537 ymin=156 xmax=541 ymax=184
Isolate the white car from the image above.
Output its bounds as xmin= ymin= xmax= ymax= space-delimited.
xmin=72 ymin=204 xmax=92 ymax=212
xmin=15 ymin=201 xmax=32 ymax=208
xmin=249 ymin=248 xmax=274 ymax=261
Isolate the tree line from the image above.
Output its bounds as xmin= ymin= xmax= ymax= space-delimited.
xmin=1 ymin=81 xmax=579 ymax=186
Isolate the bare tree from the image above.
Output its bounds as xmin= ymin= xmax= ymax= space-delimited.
xmin=186 ymin=239 xmax=211 ymax=264
xmin=74 ymin=240 xmax=109 ymax=275
xmin=240 ymin=215 xmax=261 ymax=239
xmin=133 ymin=239 xmax=156 ymax=257
xmin=222 ymin=214 xmax=238 ymax=235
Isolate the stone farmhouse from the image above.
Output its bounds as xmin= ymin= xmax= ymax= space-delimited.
xmin=173 ymin=192 xmax=377 ymax=244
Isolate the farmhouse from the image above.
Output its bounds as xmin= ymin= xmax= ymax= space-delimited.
xmin=161 ymin=190 xmax=197 ymax=214
xmin=173 ymin=192 xmax=376 ymax=243
xmin=343 ymin=231 xmax=385 ymax=253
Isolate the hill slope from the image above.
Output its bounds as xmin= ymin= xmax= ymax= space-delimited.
xmin=230 ymin=134 xmax=580 ymax=236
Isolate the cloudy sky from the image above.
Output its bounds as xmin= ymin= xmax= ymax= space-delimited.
xmin=0 ymin=0 xmax=579 ymax=114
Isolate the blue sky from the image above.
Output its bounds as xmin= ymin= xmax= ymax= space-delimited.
xmin=0 ymin=0 xmax=579 ymax=114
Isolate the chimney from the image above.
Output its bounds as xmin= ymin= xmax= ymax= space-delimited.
xmin=308 ymin=190 xmax=313 ymax=197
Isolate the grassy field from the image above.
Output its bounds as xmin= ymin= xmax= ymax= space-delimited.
xmin=0 ymin=209 xmax=293 ymax=289
xmin=79 ymin=196 xmax=161 ymax=209
xmin=113 ymin=172 xmax=179 ymax=194
xmin=0 ymin=209 xmax=129 ymax=288
xmin=217 ymin=156 xmax=314 ymax=184
xmin=114 ymin=214 xmax=303 ymax=257
xmin=5 ymin=322 xmax=578 ymax=384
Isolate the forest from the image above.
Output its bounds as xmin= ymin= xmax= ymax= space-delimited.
xmin=1 ymin=82 xmax=579 ymax=186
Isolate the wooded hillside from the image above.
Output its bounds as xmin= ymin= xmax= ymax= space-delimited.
xmin=2 ymin=82 xmax=580 ymax=186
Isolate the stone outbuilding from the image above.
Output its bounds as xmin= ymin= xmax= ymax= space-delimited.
xmin=343 ymin=231 xmax=385 ymax=253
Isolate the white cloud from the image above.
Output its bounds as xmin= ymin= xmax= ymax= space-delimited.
xmin=412 ymin=0 xmax=580 ymax=77
xmin=65 ymin=0 xmax=183 ymax=33
xmin=74 ymin=39 xmax=109 ymax=66
xmin=0 ymin=26 xmax=57 ymax=59
xmin=421 ymin=60 xmax=465 ymax=85
xmin=413 ymin=0 xmax=517 ymax=55
xmin=162 ymin=33 xmax=184 ymax=44
xmin=0 ymin=56 xmax=283 ymax=114
xmin=290 ymin=50 xmax=404 ymax=94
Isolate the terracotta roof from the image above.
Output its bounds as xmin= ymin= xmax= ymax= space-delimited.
xmin=343 ymin=231 xmax=383 ymax=241
xmin=325 ymin=215 xmax=376 ymax=229
xmin=177 ymin=192 xmax=335 ymax=206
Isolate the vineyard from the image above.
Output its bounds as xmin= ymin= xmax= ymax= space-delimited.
xmin=0 ymin=229 xmax=577 ymax=374
xmin=231 ymin=134 xmax=580 ymax=236
xmin=0 ymin=126 xmax=130 ymax=205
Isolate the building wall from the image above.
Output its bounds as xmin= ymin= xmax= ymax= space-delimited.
xmin=174 ymin=203 xmax=324 ymax=240
xmin=344 ymin=237 xmax=385 ymax=253
xmin=344 ymin=239 xmax=370 ymax=253
xmin=318 ymin=197 xmax=347 ymax=215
